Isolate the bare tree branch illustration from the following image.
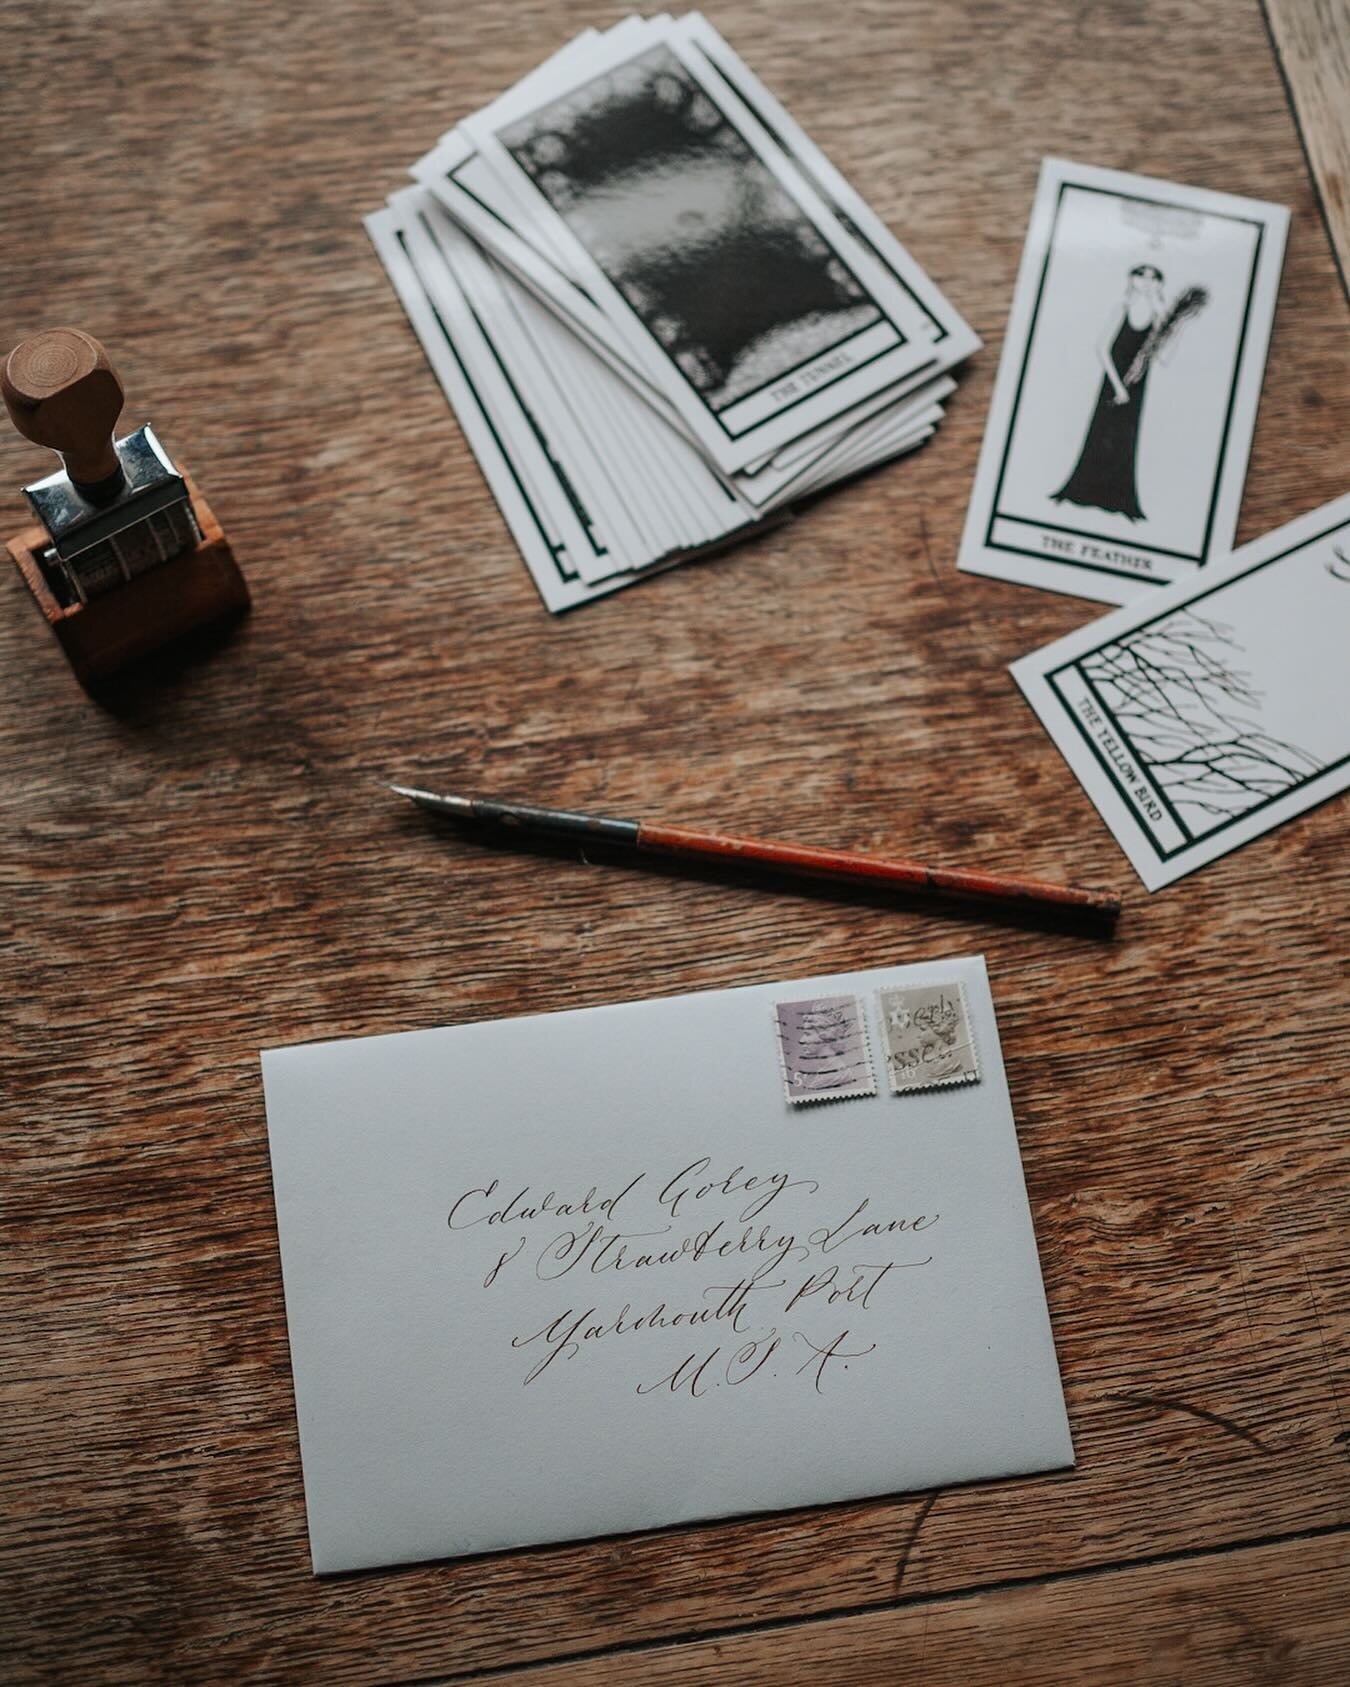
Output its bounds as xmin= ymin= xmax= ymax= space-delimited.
xmin=1081 ymin=610 xmax=1323 ymax=829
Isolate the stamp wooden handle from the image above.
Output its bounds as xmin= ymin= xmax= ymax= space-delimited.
xmin=2 ymin=328 xmax=125 ymax=487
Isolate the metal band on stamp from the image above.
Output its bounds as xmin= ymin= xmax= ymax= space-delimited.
xmin=773 ymin=994 xmax=876 ymax=1105
xmin=877 ymin=982 xmax=980 ymax=1094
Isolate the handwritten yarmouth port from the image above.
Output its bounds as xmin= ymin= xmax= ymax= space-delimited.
xmin=445 ymin=1155 xmax=940 ymax=1397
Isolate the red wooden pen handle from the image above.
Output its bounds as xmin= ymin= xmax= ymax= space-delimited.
xmin=639 ymin=823 xmax=1121 ymax=919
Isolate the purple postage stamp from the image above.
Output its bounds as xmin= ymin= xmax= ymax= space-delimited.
xmin=877 ymin=982 xmax=980 ymax=1094
xmin=773 ymin=994 xmax=876 ymax=1104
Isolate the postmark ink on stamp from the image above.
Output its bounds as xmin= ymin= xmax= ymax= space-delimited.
xmin=877 ymin=983 xmax=980 ymax=1094
xmin=774 ymin=995 xmax=876 ymax=1104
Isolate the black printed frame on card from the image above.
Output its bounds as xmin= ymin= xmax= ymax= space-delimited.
xmin=399 ymin=229 xmax=561 ymax=556
xmin=986 ymin=182 xmax=1266 ymax=585
xmin=400 ymin=220 xmax=597 ymax=591
xmin=493 ymin=42 xmax=913 ymax=445
xmin=1045 ymin=518 xmax=1350 ymax=864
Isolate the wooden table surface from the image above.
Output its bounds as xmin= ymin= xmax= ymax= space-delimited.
xmin=2 ymin=2 xmax=1347 ymax=1681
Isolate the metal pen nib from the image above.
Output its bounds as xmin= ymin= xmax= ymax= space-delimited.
xmin=389 ymin=785 xmax=475 ymax=819
xmin=391 ymin=786 xmax=641 ymax=843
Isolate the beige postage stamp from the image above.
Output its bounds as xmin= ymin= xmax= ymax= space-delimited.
xmin=877 ymin=983 xmax=980 ymax=1094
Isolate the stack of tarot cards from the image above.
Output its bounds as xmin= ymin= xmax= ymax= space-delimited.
xmin=365 ymin=12 xmax=979 ymax=611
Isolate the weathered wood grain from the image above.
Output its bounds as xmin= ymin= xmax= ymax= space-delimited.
xmin=1 ymin=1 xmax=1347 ymax=1683
xmin=476 ymin=1531 xmax=1350 ymax=1685
xmin=1264 ymin=0 xmax=1350 ymax=294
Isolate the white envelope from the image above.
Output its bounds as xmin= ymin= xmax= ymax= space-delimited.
xmin=261 ymin=955 xmax=1073 ymax=1573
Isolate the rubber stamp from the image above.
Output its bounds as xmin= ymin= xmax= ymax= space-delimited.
xmin=3 ymin=327 xmax=248 ymax=686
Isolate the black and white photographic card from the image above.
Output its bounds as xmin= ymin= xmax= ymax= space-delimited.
xmin=959 ymin=159 xmax=1288 ymax=604
xmin=1013 ymin=493 xmax=1350 ymax=889
xmin=368 ymin=14 xmax=975 ymax=608
xmin=462 ymin=21 xmax=939 ymax=473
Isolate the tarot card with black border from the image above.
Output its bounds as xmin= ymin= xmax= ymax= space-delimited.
xmin=461 ymin=23 xmax=937 ymax=473
xmin=417 ymin=123 xmax=956 ymax=504
xmin=414 ymin=196 xmax=739 ymax=577
xmin=959 ymin=159 xmax=1287 ymax=605
xmin=1012 ymin=493 xmax=1350 ymax=889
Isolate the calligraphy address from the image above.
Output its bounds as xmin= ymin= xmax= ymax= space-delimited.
xmin=445 ymin=1155 xmax=940 ymax=1397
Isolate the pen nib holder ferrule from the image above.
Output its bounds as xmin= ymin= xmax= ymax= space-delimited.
xmin=7 ymin=467 xmax=249 ymax=687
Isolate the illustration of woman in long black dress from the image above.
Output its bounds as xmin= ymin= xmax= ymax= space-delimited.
xmin=1053 ymin=264 xmax=1208 ymax=521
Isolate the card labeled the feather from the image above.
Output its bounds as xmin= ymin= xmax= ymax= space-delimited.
xmin=261 ymin=956 xmax=1072 ymax=1573
xmin=960 ymin=159 xmax=1287 ymax=604
xmin=1013 ymin=493 xmax=1350 ymax=889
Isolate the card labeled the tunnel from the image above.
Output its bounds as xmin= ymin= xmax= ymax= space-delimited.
xmin=959 ymin=159 xmax=1287 ymax=604
xmin=460 ymin=17 xmax=938 ymax=473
